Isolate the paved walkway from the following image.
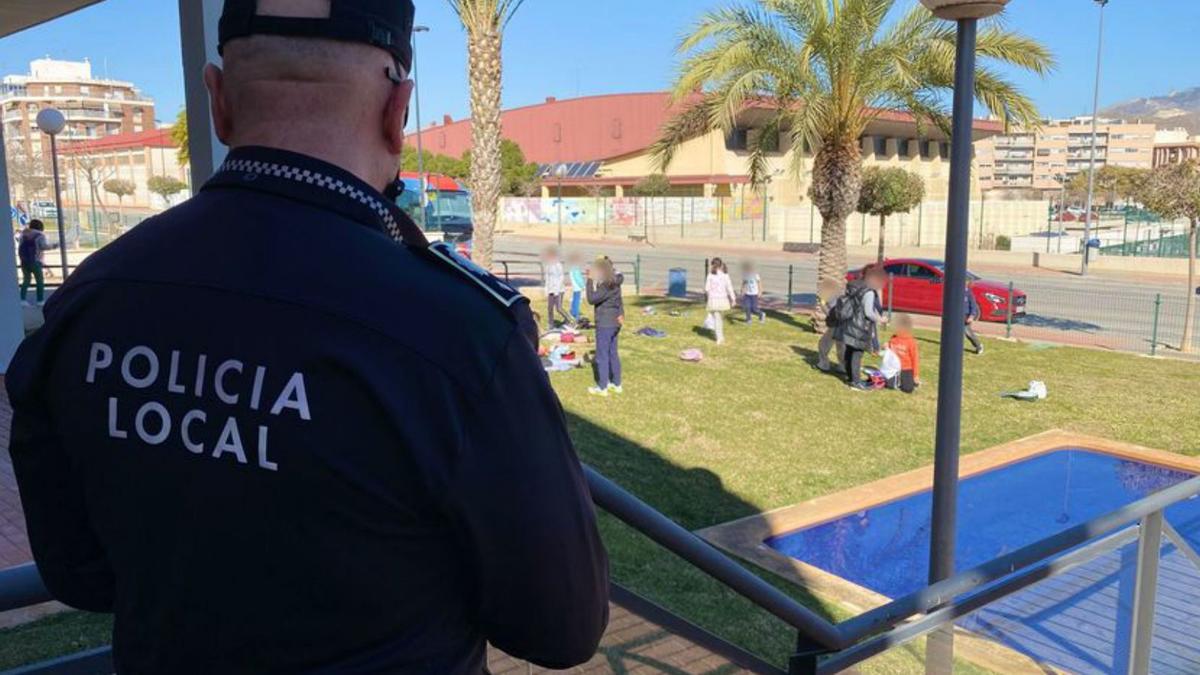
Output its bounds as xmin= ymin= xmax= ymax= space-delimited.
xmin=0 ymin=380 xmax=778 ymax=673
xmin=0 ymin=381 xmax=29 ymax=570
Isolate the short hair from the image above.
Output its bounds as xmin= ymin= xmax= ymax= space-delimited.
xmin=29 ymin=219 xmax=44 ymax=231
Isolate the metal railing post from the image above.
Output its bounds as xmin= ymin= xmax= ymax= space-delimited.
xmin=1127 ymin=510 xmax=1164 ymax=675
xmin=787 ymin=264 xmax=795 ymax=311
xmin=1005 ymin=281 xmax=1014 ymax=339
xmin=635 ymin=254 xmax=642 ymax=295
xmin=1150 ymin=293 xmax=1161 ymax=356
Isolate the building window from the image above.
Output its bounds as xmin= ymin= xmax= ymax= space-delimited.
xmin=1036 ymin=149 xmax=1050 ymax=156
xmin=920 ymin=142 xmax=933 ymax=159
xmin=54 ymin=85 xmax=63 ymax=94
xmin=939 ymin=142 xmax=950 ymax=159
xmin=728 ymin=128 xmax=749 ymax=150
xmin=610 ymin=119 xmax=622 ymax=140
xmin=80 ymin=85 xmax=90 ymax=95
xmin=873 ymin=136 xmax=887 ymax=156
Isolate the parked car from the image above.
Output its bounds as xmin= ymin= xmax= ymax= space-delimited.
xmin=846 ymin=258 xmax=1026 ymax=323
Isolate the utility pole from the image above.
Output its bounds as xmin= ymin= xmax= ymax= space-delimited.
xmin=1082 ymin=0 xmax=1109 ymax=275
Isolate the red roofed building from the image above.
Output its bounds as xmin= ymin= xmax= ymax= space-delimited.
xmin=411 ymin=92 xmax=1003 ymax=202
xmin=58 ymin=128 xmax=192 ymax=214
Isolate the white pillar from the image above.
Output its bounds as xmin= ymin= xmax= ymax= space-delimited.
xmin=178 ymin=0 xmax=227 ymax=185
xmin=0 ymin=121 xmax=29 ymax=372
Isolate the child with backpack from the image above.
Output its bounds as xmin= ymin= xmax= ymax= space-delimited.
xmin=831 ymin=265 xmax=887 ymax=390
xmin=18 ymin=219 xmax=54 ymax=307
xmin=740 ymin=261 xmax=766 ymax=324
xmin=885 ymin=314 xmax=921 ymax=394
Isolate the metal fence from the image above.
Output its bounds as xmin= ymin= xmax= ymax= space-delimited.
xmin=495 ymin=254 xmax=1200 ymax=358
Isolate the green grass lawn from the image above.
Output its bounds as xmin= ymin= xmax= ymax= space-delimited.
xmin=4 ymin=297 xmax=1197 ymax=672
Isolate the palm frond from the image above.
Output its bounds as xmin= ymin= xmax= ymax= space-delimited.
xmin=649 ymin=95 xmax=723 ymax=173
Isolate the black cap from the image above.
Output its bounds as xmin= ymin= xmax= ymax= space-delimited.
xmin=219 ymin=0 xmax=416 ymax=72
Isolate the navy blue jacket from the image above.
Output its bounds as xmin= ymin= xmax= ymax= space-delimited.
xmin=7 ymin=146 xmax=608 ymax=674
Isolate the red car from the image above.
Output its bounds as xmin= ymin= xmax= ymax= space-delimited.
xmin=846 ymin=258 xmax=1026 ymax=323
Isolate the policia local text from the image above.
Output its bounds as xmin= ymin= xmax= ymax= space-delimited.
xmin=87 ymin=342 xmax=312 ymax=472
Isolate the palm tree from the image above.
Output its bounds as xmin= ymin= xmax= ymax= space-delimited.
xmin=652 ymin=0 xmax=1053 ymax=285
xmin=445 ymin=0 xmax=526 ymax=269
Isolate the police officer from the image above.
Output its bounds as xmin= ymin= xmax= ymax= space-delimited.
xmin=7 ymin=1 xmax=608 ymax=672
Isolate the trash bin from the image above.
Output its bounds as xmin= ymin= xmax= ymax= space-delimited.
xmin=668 ymin=268 xmax=688 ymax=298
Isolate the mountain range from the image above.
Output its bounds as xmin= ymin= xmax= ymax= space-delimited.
xmin=1101 ymin=87 xmax=1200 ymax=135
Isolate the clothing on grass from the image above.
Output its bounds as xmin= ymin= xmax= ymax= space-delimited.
xmin=594 ymin=326 xmax=622 ymax=389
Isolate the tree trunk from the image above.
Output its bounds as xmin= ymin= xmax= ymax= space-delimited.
xmin=466 ymin=27 xmax=503 ymax=270
xmin=1182 ymin=219 xmax=1198 ymax=353
xmin=812 ymin=139 xmax=863 ymax=286
xmin=877 ymin=214 xmax=887 ymax=263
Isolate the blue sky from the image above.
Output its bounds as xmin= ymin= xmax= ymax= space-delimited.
xmin=1 ymin=0 xmax=1196 ymax=128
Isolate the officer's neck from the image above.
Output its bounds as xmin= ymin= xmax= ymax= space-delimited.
xmin=229 ymin=134 xmax=392 ymax=193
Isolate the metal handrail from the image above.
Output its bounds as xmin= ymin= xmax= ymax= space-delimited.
xmin=583 ymin=467 xmax=845 ymax=649
xmin=3 ymin=468 xmax=1200 ymax=673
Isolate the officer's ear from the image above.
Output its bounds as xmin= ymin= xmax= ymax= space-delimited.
xmin=203 ymin=64 xmax=234 ymax=144
xmin=383 ymin=78 xmax=415 ymax=156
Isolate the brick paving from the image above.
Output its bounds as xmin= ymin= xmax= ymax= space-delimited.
xmin=0 ymin=379 xmax=31 ymax=570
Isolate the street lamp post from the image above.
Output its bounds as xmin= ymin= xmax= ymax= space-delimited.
xmin=35 ymin=109 xmax=70 ymax=279
xmin=1082 ymin=0 xmax=1109 ymax=275
xmin=412 ymin=26 xmax=430 ymax=181
xmin=918 ymin=2 xmax=1010 ymax=673
xmin=555 ymin=164 xmax=568 ymax=247
xmin=411 ymin=25 xmax=430 ymax=230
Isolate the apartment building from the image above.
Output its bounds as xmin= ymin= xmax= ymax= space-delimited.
xmin=976 ymin=117 xmax=1155 ymax=195
xmin=1153 ymin=127 xmax=1200 ymax=167
xmin=2 ymin=58 xmax=156 ymax=199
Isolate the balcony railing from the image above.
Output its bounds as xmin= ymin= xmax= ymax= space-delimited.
xmin=3 ymin=463 xmax=1199 ymax=675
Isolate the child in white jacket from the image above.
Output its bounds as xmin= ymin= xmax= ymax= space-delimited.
xmin=705 ymin=258 xmax=737 ymax=345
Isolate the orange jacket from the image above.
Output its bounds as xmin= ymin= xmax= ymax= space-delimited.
xmin=888 ymin=333 xmax=920 ymax=379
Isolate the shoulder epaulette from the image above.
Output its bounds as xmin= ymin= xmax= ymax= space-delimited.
xmin=426 ymin=241 xmax=527 ymax=308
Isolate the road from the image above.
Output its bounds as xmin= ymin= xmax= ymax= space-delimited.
xmin=494 ymin=236 xmax=1200 ymax=358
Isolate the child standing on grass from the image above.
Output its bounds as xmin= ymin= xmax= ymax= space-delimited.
xmin=705 ymin=258 xmax=737 ymax=345
xmin=886 ymin=314 xmax=921 ymax=394
xmin=542 ymin=247 xmax=572 ymax=330
xmin=741 ymin=261 xmax=766 ymax=324
xmin=587 ymin=257 xmax=625 ymax=397
xmin=567 ymin=252 xmax=586 ymax=322
xmin=813 ymin=278 xmax=843 ymax=372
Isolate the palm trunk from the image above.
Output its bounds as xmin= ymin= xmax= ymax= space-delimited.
xmin=877 ymin=214 xmax=886 ymax=263
xmin=1182 ymin=219 xmax=1197 ymax=353
xmin=466 ymin=27 xmax=503 ymax=270
xmin=812 ymin=139 xmax=863 ymax=285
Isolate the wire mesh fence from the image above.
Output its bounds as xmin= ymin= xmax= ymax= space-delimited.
xmin=494 ymin=253 xmax=1200 ymax=359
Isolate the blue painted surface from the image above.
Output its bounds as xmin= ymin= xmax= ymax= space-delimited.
xmin=766 ymin=449 xmax=1200 ymax=674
